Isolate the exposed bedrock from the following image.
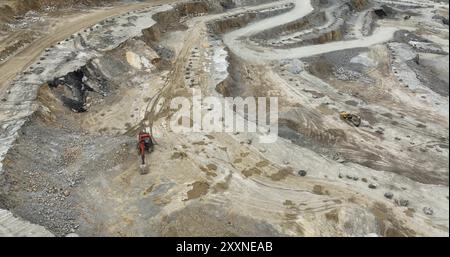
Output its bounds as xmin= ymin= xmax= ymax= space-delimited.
xmin=248 ymin=1 xmax=365 ymax=49
xmin=206 ymin=2 xmax=295 ymax=35
xmin=251 ymin=10 xmax=328 ymax=42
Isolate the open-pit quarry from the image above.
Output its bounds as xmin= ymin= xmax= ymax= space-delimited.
xmin=0 ymin=0 xmax=448 ymax=237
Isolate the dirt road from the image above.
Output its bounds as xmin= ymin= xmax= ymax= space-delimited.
xmin=223 ymin=0 xmax=406 ymax=61
xmin=224 ymin=0 xmax=420 ymax=61
xmin=0 ymin=0 xmax=174 ymax=96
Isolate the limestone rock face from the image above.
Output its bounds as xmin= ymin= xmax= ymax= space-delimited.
xmin=0 ymin=209 xmax=53 ymax=237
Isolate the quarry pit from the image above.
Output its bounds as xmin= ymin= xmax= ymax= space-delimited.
xmin=0 ymin=0 xmax=448 ymax=237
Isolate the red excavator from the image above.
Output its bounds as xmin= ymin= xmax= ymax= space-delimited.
xmin=138 ymin=131 xmax=154 ymax=169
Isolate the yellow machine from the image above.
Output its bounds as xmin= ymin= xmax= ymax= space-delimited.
xmin=340 ymin=112 xmax=362 ymax=127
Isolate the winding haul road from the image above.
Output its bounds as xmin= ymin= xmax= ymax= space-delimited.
xmin=223 ymin=0 xmax=403 ymax=61
xmin=1 ymin=0 xmax=447 ymax=237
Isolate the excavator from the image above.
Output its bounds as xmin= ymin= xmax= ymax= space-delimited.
xmin=340 ymin=112 xmax=362 ymax=127
xmin=138 ymin=131 xmax=154 ymax=174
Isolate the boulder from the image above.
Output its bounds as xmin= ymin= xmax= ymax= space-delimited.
xmin=368 ymin=184 xmax=377 ymax=189
xmin=423 ymin=207 xmax=434 ymax=216
xmin=384 ymin=192 xmax=394 ymax=200
xmin=298 ymin=170 xmax=307 ymax=177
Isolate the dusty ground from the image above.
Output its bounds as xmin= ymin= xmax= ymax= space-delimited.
xmin=0 ymin=0 xmax=448 ymax=237
xmin=0 ymin=0 xmax=177 ymax=95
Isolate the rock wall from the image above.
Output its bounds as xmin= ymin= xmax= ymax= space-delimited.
xmin=0 ymin=209 xmax=53 ymax=236
xmin=207 ymin=3 xmax=294 ymax=34
xmin=252 ymin=11 xmax=327 ymax=40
